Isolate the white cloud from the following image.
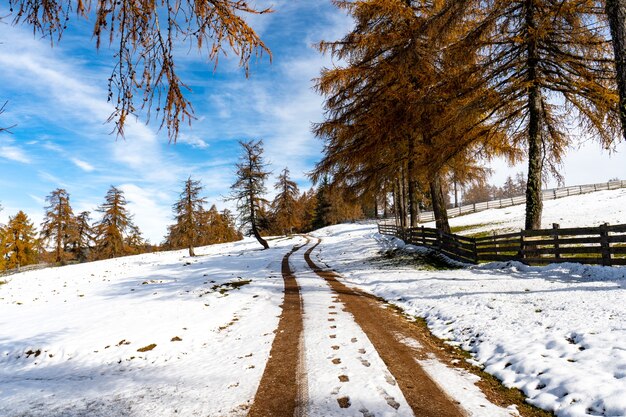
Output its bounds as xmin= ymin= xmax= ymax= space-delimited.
xmin=178 ymin=133 xmax=210 ymax=149
xmin=118 ymin=183 xmax=173 ymax=244
xmin=0 ymin=144 xmax=30 ymax=163
xmin=71 ymin=158 xmax=95 ymax=172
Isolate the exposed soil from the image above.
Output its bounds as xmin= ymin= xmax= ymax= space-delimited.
xmin=247 ymin=242 xmax=307 ymax=417
xmin=303 ymin=238 xmax=466 ymax=417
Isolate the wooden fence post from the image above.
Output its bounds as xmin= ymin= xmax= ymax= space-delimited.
xmin=600 ymin=223 xmax=611 ymax=266
xmin=421 ymin=226 xmax=426 ymax=246
xmin=472 ymin=238 xmax=479 ymax=264
xmin=493 ymin=231 xmax=499 ymax=256
xmin=553 ymin=223 xmax=560 ymax=259
xmin=519 ymin=229 xmax=526 ymax=261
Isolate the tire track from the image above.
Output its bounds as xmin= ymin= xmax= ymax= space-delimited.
xmin=248 ymin=241 xmax=308 ymax=417
xmin=303 ymin=236 xmax=466 ymax=417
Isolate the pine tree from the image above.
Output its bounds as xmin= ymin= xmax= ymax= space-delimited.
xmin=8 ymin=0 xmax=270 ymax=140
xmin=4 ymin=211 xmax=38 ymax=269
xmin=94 ymin=186 xmax=138 ymax=259
xmin=171 ymin=177 xmax=207 ymax=256
xmin=229 ymin=140 xmax=270 ymax=249
xmin=40 ymin=188 xmax=77 ymax=264
xmin=272 ymin=168 xmax=301 ymax=235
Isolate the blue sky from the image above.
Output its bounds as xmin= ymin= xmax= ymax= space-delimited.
xmin=0 ymin=0 xmax=625 ymax=243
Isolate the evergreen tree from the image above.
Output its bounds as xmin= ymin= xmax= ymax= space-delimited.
xmin=4 ymin=211 xmax=38 ymax=269
xmin=94 ymin=186 xmax=138 ymax=259
xmin=272 ymin=167 xmax=301 ymax=235
xmin=40 ymin=188 xmax=77 ymax=264
xmin=229 ymin=140 xmax=270 ymax=249
xmin=171 ymin=177 xmax=207 ymax=256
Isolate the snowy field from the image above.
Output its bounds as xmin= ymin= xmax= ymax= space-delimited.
xmin=0 ymin=236 xmax=304 ymax=416
xmin=2 ymin=188 xmax=626 ymax=417
xmin=313 ymin=188 xmax=626 ymax=417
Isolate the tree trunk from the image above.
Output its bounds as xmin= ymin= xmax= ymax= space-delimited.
xmin=251 ymin=224 xmax=269 ymax=249
xmin=606 ymin=0 xmax=626 ymax=140
xmin=407 ymin=136 xmax=418 ymax=227
xmin=188 ymin=245 xmax=195 ymax=257
xmin=429 ymin=174 xmax=450 ymax=234
xmin=524 ymin=0 xmax=544 ymax=230
xmin=453 ymin=179 xmax=459 ymax=208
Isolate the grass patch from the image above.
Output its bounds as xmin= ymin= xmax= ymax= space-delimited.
xmin=369 ymin=249 xmax=463 ymax=271
xmin=137 ymin=343 xmax=157 ymax=352
xmin=0 ymin=280 xmax=6 ymax=286
xmin=450 ymin=223 xmax=492 ymax=234
xmin=211 ymin=279 xmax=252 ymax=295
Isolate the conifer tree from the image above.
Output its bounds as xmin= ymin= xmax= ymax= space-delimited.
xmin=4 ymin=211 xmax=38 ymax=269
xmin=8 ymin=0 xmax=270 ymax=140
xmin=94 ymin=186 xmax=138 ymax=259
xmin=40 ymin=188 xmax=77 ymax=264
xmin=470 ymin=0 xmax=620 ymax=229
xmin=272 ymin=168 xmax=301 ymax=235
xmin=72 ymin=211 xmax=93 ymax=262
xmin=229 ymin=140 xmax=270 ymax=249
xmin=171 ymin=177 xmax=207 ymax=257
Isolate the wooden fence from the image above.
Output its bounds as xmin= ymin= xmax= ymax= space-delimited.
xmin=0 ymin=263 xmax=49 ymax=278
xmin=381 ymin=180 xmax=626 ymax=225
xmin=378 ymin=223 xmax=626 ymax=266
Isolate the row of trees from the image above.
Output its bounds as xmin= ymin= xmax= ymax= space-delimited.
xmin=226 ymin=139 xmax=366 ymax=250
xmin=312 ymin=0 xmax=624 ymax=234
xmin=461 ymin=174 xmax=528 ymax=206
xmin=0 ymin=187 xmax=150 ymax=270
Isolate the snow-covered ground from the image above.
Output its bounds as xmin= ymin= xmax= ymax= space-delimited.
xmin=0 ymin=236 xmax=304 ymax=416
xmin=313 ymin=188 xmax=626 ymax=417
xmin=426 ymin=188 xmax=626 ymax=236
xmin=2 ymin=188 xmax=625 ymax=417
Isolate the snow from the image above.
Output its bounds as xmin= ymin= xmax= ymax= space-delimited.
xmin=312 ymin=188 xmax=626 ymax=417
xmin=0 ymin=236 xmax=304 ymax=416
xmin=2 ymin=188 xmax=626 ymax=417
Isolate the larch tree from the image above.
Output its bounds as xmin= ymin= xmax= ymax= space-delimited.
xmin=471 ymin=0 xmax=620 ymax=229
xmin=272 ymin=167 xmax=301 ymax=235
xmin=313 ymin=0 xmax=509 ymax=233
xmin=40 ymin=188 xmax=77 ymax=264
xmin=72 ymin=211 xmax=93 ymax=261
xmin=171 ymin=177 xmax=207 ymax=257
xmin=229 ymin=139 xmax=270 ymax=249
xmin=4 ymin=211 xmax=38 ymax=269
xmin=94 ymin=186 xmax=138 ymax=259
xmin=7 ymin=0 xmax=271 ymax=140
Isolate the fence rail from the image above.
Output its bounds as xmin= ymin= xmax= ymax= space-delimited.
xmin=378 ymin=222 xmax=626 ymax=267
xmin=383 ymin=180 xmax=626 ymax=224
xmin=0 ymin=263 xmax=49 ymax=278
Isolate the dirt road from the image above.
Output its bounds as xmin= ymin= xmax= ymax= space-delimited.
xmin=249 ymin=237 xmax=514 ymax=417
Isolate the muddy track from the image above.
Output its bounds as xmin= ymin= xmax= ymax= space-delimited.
xmin=303 ymin=237 xmax=466 ymax=417
xmin=248 ymin=241 xmax=307 ymax=417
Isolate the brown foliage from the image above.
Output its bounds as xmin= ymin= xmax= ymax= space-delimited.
xmin=8 ymin=0 xmax=271 ymax=140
